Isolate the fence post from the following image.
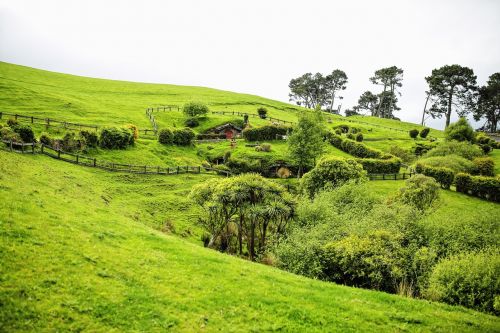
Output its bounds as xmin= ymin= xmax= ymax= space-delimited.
xmin=93 ymin=158 xmax=97 ymax=167
xmin=0 ymin=112 xmax=2 ymax=119
xmin=394 ymin=174 xmax=397 ymax=180
xmin=57 ymin=149 xmax=61 ymax=159
xmin=15 ymin=114 xmax=18 ymax=120
xmin=403 ymin=173 xmax=406 ymax=180
xmin=167 ymin=167 xmax=170 ymax=174
xmin=32 ymin=143 xmax=35 ymax=154
xmin=144 ymin=165 xmax=147 ymax=173
xmin=186 ymin=166 xmax=189 ymax=173
xmin=198 ymin=166 xmax=201 ymax=173
xmin=41 ymin=144 xmax=44 ymax=153
xmin=177 ymin=166 xmax=179 ymax=174
xmin=31 ymin=116 xmax=34 ymax=123
xmin=157 ymin=166 xmax=160 ymax=174
xmin=382 ymin=174 xmax=385 ymax=180
xmin=9 ymin=140 xmax=13 ymax=152
xmin=76 ymin=155 xmax=79 ymax=164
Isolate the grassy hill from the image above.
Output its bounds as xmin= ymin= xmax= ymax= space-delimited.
xmin=1 ymin=62 xmax=499 ymax=331
xmin=1 ymin=151 xmax=499 ymax=332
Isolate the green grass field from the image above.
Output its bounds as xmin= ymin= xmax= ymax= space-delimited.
xmin=1 ymin=62 xmax=499 ymax=331
xmin=1 ymin=151 xmax=499 ymax=332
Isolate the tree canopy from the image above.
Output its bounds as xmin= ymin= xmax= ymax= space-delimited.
xmin=474 ymin=72 xmax=500 ymax=132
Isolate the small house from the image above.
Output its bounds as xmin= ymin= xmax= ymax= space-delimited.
xmin=206 ymin=123 xmax=243 ymax=139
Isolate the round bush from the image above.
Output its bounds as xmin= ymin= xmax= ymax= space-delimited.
xmin=409 ymin=129 xmax=419 ymax=139
xmin=419 ymin=127 xmax=430 ymax=138
xmin=14 ymin=125 xmax=35 ymax=143
xmin=172 ymin=128 xmax=195 ymax=146
xmin=300 ymin=156 xmax=366 ymax=198
xmin=346 ymin=133 xmax=355 ymax=140
xmin=424 ymin=250 xmax=500 ymax=314
xmin=398 ymin=174 xmax=440 ymax=211
xmin=445 ymin=117 xmax=474 ymax=142
xmin=99 ymin=127 xmax=134 ymax=149
xmin=184 ymin=117 xmax=199 ymax=128
xmin=79 ymin=130 xmax=98 ymax=148
xmin=182 ymin=102 xmax=209 ymax=117
xmin=158 ymin=128 xmax=174 ymax=144
xmin=257 ymin=107 xmax=268 ymax=119
xmin=473 ymin=157 xmax=495 ymax=176
xmin=355 ymin=133 xmax=363 ymax=142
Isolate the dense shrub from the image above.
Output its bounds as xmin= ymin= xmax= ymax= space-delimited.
xmin=417 ymin=166 xmax=454 ymax=189
xmin=126 ymin=124 xmax=139 ymax=139
xmin=322 ymin=230 xmax=405 ymax=291
xmin=14 ymin=125 xmax=35 ymax=143
xmin=184 ymin=117 xmax=199 ymax=128
xmin=61 ymin=132 xmax=85 ymax=152
xmin=340 ymin=139 xmax=383 ymax=158
xmin=333 ymin=125 xmax=349 ymax=133
xmin=99 ymin=127 xmax=134 ymax=149
xmin=225 ymin=157 xmax=262 ymax=174
xmin=300 ymin=156 xmax=366 ymax=198
xmin=389 ymin=146 xmax=414 ymax=163
xmin=172 ymin=128 xmax=195 ymax=146
xmin=39 ymin=133 xmax=53 ymax=146
xmin=6 ymin=118 xmax=18 ymax=127
xmin=242 ymin=125 xmax=290 ymax=141
xmin=445 ymin=117 xmax=475 ymax=142
xmin=346 ymin=133 xmax=355 ymax=140
xmin=424 ymin=141 xmax=483 ymax=160
xmin=355 ymin=133 xmax=363 ymax=142
xmin=257 ymin=107 xmax=268 ymax=119
xmin=0 ymin=127 xmax=22 ymax=142
xmin=397 ymin=174 xmax=440 ymax=211
xmin=475 ymin=132 xmax=494 ymax=145
xmin=182 ymin=102 xmax=209 ymax=117
xmin=473 ymin=157 xmax=495 ymax=176
xmin=409 ymin=129 xmax=419 ymax=139
xmin=412 ymin=142 xmax=437 ymax=156
xmin=416 ymin=155 xmax=475 ymax=174
xmin=80 ymin=130 xmax=98 ymax=148
xmin=455 ymin=173 xmax=500 ymax=202
xmin=158 ymin=128 xmax=174 ymax=144
xmin=356 ymin=157 xmax=401 ymax=174
xmin=419 ymin=127 xmax=430 ymax=138
xmin=424 ymin=250 xmax=500 ymax=314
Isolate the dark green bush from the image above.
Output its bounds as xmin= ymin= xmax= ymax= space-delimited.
xmin=419 ymin=127 xmax=430 ymax=138
xmin=300 ymin=156 xmax=366 ymax=198
xmin=424 ymin=250 xmax=500 ymax=315
xmin=14 ymin=125 xmax=35 ymax=143
xmin=333 ymin=125 xmax=349 ymax=133
xmin=346 ymin=133 xmax=355 ymax=140
xmin=61 ymin=132 xmax=85 ymax=152
xmin=158 ymin=128 xmax=174 ymax=144
xmin=356 ymin=157 xmax=401 ymax=174
xmin=409 ymin=129 xmax=419 ymax=139
xmin=355 ymin=133 xmax=363 ymax=142
xmin=182 ymin=102 xmax=209 ymax=117
xmin=473 ymin=157 xmax=495 ymax=176
xmin=455 ymin=174 xmax=500 ymax=202
xmin=6 ymin=118 xmax=18 ymax=127
xmin=39 ymin=133 xmax=53 ymax=146
xmin=340 ymin=139 xmax=382 ymax=158
xmin=475 ymin=132 xmax=494 ymax=145
xmin=225 ymin=157 xmax=262 ymax=174
xmin=397 ymin=174 xmax=440 ymax=211
xmin=389 ymin=146 xmax=414 ymax=163
xmin=479 ymin=144 xmax=492 ymax=154
xmin=184 ymin=117 xmax=199 ymax=128
xmin=242 ymin=125 xmax=290 ymax=141
xmin=412 ymin=142 xmax=437 ymax=156
xmin=424 ymin=141 xmax=483 ymax=160
xmin=172 ymin=128 xmax=195 ymax=146
xmin=99 ymin=127 xmax=134 ymax=149
xmin=445 ymin=117 xmax=474 ymax=142
xmin=420 ymin=166 xmax=454 ymax=189
xmin=257 ymin=107 xmax=268 ymax=119
xmin=80 ymin=130 xmax=98 ymax=148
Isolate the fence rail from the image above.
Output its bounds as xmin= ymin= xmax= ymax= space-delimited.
xmin=146 ymin=105 xmax=181 ymax=112
xmin=0 ymin=111 xmax=99 ymax=131
xmin=1 ymin=140 xmax=231 ymax=177
xmin=211 ymin=111 xmax=296 ymax=125
xmin=368 ymin=172 xmax=416 ymax=181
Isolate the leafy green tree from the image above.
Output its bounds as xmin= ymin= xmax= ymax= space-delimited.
xmin=397 ymin=174 xmax=440 ymax=211
xmin=182 ymin=102 xmax=209 ymax=117
xmin=288 ymin=110 xmax=326 ymax=178
xmin=355 ymin=91 xmax=379 ymax=116
xmin=325 ymin=69 xmax=348 ymax=113
xmin=425 ymin=65 xmax=477 ymax=128
xmin=370 ymin=66 xmax=404 ymax=118
xmin=474 ymin=73 xmax=500 ymax=132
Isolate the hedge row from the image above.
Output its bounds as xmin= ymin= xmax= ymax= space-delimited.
xmin=356 ymin=157 xmax=402 ymax=174
xmin=242 ymin=125 xmax=291 ymax=142
xmin=158 ymin=128 xmax=195 ymax=146
xmin=455 ymin=173 xmax=500 ymax=202
xmin=327 ymin=132 xmax=387 ymax=159
xmin=415 ymin=164 xmax=454 ymax=189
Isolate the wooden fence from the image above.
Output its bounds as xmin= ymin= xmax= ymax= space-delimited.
xmin=145 ymin=109 xmax=158 ymax=133
xmin=1 ymin=140 xmax=231 ymax=177
xmin=146 ymin=105 xmax=181 ymax=112
xmin=368 ymin=172 xmax=416 ymax=181
xmin=0 ymin=111 xmax=98 ymax=131
xmin=211 ymin=111 xmax=296 ymax=125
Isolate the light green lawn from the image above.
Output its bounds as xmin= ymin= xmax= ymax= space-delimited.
xmin=1 ymin=151 xmax=498 ymax=332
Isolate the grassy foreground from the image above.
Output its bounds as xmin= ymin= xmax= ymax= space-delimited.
xmin=1 ymin=151 xmax=499 ymax=332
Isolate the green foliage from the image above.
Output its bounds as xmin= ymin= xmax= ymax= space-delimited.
xmin=409 ymin=129 xmax=419 ymax=139
xmin=419 ymin=166 xmax=454 ymax=189
xmin=346 ymin=132 xmax=355 ymax=140
xmin=300 ymin=156 xmax=366 ymax=198
xmin=182 ymin=102 xmax=209 ymax=117
xmin=172 ymin=128 xmax=195 ymax=146
xmin=0 ymin=127 xmax=22 ymax=142
xmin=355 ymin=132 xmax=363 ymax=142
xmin=397 ymin=174 xmax=440 ymax=211
xmin=60 ymin=132 xmax=86 ymax=152
xmin=445 ymin=117 xmax=475 ymax=142
xmin=416 ymin=155 xmax=476 ymax=173
xmin=341 ymin=139 xmax=384 ymax=158
xmin=225 ymin=156 xmax=261 ymax=174
xmin=356 ymin=157 xmax=401 ymax=174
xmin=288 ymin=110 xmax=325 ymax=176
xmin=473 ymin=157 xmax=495 ymax=176
xmin=257 ymin=107 xmax=268 ymax=119
xmin=419 ymin=127 xmax=430 ymax=138
xmin=39 ymin=133 xmax=53 ymax=146
xmin=80 ymin=130 xmax=98 ymax=148
xmin=412 ymin=142 xmax=437 ymax=156
xmin=455 ymin=173 xmax=500 ymax=202
xmin=322 ymin=230 xmax=405 ymax=291
xmin=389 ymin=146 xmax=414 ymax=164
xmin=99 ymin=127 xmax=134 ymax=149
xmin=13 ymin=124 xmax=35 ymax=143
xmin=425 ymin=140 xmax=483 ymax=160
xmin=184 ymin=117 xmax=199 ymax=128
xmin=6 ymin=117 xmax=18 ymax=127
xmin=158 ymin=128 xmax=174 ymax=144
xmin=242 ymin=125 xmax=290 ymax=141
xmin=424 ymin=250 xmax=500 ymax=314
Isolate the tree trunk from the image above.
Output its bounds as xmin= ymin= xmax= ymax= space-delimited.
xmin=421 ymin=93 xmax=430 ymax=126
xmin=329 ymin=92 xmax=336 ymax=112
xmin=249 ymin=222 xmax=255 ymax=261
xmin=238 ymin=214 xmax=243 ymax=255
xmin=445 ymin=91 xmax=453 ymax=128
xmin=376 ymin=84 xmax=387 ymax=117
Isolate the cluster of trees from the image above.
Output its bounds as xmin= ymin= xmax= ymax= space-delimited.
xmin=290 ymin=66 xmax=500 ymax=131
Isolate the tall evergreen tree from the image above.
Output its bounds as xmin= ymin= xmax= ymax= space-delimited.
xmin=474 ymin=73 xmax=500 ymax=132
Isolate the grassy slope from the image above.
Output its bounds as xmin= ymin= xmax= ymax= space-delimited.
xmin=1 ymin=151 xmax=499 ymax=332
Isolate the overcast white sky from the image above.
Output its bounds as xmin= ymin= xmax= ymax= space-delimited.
xmin=1 ymin=0 xmax=499 ymax=129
